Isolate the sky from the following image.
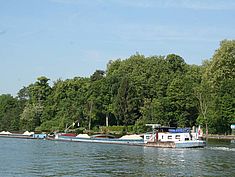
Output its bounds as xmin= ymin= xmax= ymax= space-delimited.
xmin=0 ymin=0 xmax=235 ymax=96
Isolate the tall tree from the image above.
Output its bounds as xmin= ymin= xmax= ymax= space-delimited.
xmin=0 ymin=94 xmax=22 ymax=131
xmin=201 ymin=40 xmax=235 ymax=133
xmin=20 ymin=76 xmax=52 ymax=130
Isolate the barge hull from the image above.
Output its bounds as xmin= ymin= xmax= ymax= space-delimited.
xmin=145 ymin=142 xmax=175 ymax=148
xmin=145 ymin=140 xmax=206 ymax=148
xmin=55 ymin=136 xmax=144 ymax=146
xmin=175 ymin=140 xmax=206 ymax=148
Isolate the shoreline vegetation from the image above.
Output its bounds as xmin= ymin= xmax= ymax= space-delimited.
xmin=204 ymin=135 xmax=235 ymax=140
xmin=0 ymin=40 xmax=234 ymax=135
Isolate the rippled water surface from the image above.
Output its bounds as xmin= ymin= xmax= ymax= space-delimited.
xmin=0 ymin=138 xmax=234 ymax=177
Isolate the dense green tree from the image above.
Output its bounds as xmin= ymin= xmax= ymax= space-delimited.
xmin=17 ymin=86 xmax=29 ymax=101
xmin=1 ymin=40 xmax=234 ymax=134
xmin=90 ymin=70 xmax=105 ymax=81
xmin=198 ymin=40 xmax=235 ymax=133
xmin=114 ymin=76 xmax=140 ymax=126
xmin=20 ymin=103 xmax=43 ymax=131
xmin=140 ymin=98 xmax=172 ymax=126
xmin=0 ymin=94 xmax=22 ymax=131
xmin=28 ymin=76 xmax=52 ymax=103
xmin=43 ymin=77 xmax=90 ymax=131
xmin=20 ymin=76 xmax=52 ymax=130
xmin=205 ymin=40 xmax=235 ymax=88
xmin=166 ymin=54 xmax=186 ymax=74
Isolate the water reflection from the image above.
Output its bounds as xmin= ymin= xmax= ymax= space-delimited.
xmin=0 ymin=138 xmax=234 ymax=177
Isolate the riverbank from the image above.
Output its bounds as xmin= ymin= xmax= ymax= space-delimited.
xmin=203 ymin=134 xmax=235 ymax=140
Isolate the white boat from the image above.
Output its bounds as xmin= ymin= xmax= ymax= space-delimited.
xmin=143 ymin=124 xmax=206 ymax=148
xmin=55 ymin=133 xmax=144 ymax=145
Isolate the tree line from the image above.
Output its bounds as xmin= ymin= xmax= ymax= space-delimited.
xmin=0 ymin=40 xmax=234 ymax=134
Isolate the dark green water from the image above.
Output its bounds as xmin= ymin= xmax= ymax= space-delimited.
xmin=0 ymin=138 xmax=234 ymax=177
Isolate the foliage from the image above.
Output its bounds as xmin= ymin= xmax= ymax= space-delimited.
xmin=0 ymin=94 xmax=23 ymax=131
xmin=0 ymin=40 xmax=234 ymax=134
xmin=100 ymin=126 xmax=133 ymax=134
xmin=199 ymin=40 xmax=235 ymax=133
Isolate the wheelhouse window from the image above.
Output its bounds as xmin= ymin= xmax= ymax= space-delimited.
xmin=168 ymin=135 xmax=172 ymax=139
xmin=175 ymin=135 xmax=180 ymax=139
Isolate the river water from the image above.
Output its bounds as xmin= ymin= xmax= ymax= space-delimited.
xmin=0 ymin=138 xmax=234 ymax=177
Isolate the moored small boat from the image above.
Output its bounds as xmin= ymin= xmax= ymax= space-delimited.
xmin=0 ymin=131 xmax=47 ymax=139
xmin=0 ymin=131 xmax=34 ymax=139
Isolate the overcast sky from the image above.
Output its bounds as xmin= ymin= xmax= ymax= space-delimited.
xmin=1 ymin=0 xmax=235 ymax=96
